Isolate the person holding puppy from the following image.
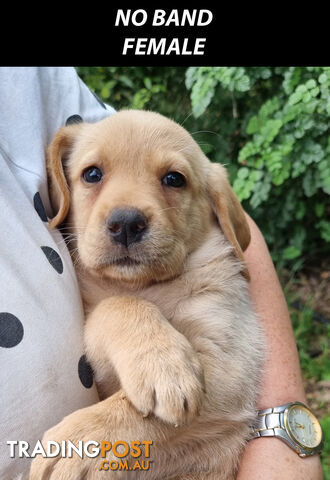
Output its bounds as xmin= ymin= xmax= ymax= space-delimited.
xmin=0 ymin=67 xmax=323 ymax=479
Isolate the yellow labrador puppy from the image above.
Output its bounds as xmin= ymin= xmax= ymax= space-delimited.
xmin=30 ymin=110 xmax=263 ymax=480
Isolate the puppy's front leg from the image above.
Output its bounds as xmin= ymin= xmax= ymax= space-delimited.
xmin=29 ymin=390 xmax=204 ymax=480
xmin=85 ymin=296 xmax=204 ymax=426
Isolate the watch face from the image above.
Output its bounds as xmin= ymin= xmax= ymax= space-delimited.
xmin=286 ymin=404 xmax=323 ymax=449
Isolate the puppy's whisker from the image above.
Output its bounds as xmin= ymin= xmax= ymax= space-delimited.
xmin=190 ymin=130 xmax=220 ymax=138
xmin=57 ymin=226 xmax=86 ymax=232
xmin=195 ymin=142 xmax=212 ymax=147
xmin=180 ymin=111 xmax=193 ymax=127
xmin=56 ymin=237 xmax=78 ymax=248
xmin=175 ymin=145 xmax=194 ymax=155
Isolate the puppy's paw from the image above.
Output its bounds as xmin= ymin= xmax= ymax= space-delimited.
xmin=123 ymin=339 xmax=204 ymax=426
xmin=29 ymin=401 xmax=124 ymax=480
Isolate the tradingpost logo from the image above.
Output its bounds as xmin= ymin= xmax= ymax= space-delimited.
xmin=7 ymin=440 xmax=153 ymax=472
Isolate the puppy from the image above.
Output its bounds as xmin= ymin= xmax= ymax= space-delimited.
xmin=30 ymin=110 xmax=263 ymax=480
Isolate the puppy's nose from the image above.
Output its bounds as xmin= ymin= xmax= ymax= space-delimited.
xmin=107 ymin=208 xmax=148 ymax=247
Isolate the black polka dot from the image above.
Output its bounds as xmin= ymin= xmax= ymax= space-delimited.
xmin=0 ymin=313 xmax=24 ymax=348
xmin=41 ymin=246 xmax=63 ymax=274
xmin=33 ymin=192 xmax=48 ymax=222
xmin=66 ymin=114 xmax=83 ymax=126
xmin=78 ymin=355 xmax=94 ymax=388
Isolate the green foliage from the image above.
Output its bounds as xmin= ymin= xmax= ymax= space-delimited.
xmin=290 ymin=305 xmax=330 ymax=381
xmin=185 ymin=66 xmax=330 ymax=266
xmin=289 ymin=301 xmax=330 ymax=478
xmin=77 ymin=66 xmax=330 ymax=268
xmin=321 ymin=416 xmax=330 ymax=480
xmin=77 ymin=66 xmax=189 ymax=116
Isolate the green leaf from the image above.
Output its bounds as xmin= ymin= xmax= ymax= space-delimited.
xmin=119 ymin=75 xmax=134 ymax=88
xmin=185 ymin=67 xmax=198 ymax=89
xmin=246 ymin=115 xmax=259 ymax=134
xmin=318 ymin=73 xmax=327 ymax=84
xmin=249 ymin=170 xmax=263 ymax=182
xmin=320 ymin=172 xmax=330 ymax=194
xmin=306 ymin=79 xmax=316 ymax=89
xmin=250 ymin=176 xmax=271 ymax=208
xmin=282 ymin=246 xmax=301 ymax=259
xmin=310 ymin=86 xmax=320 ymax=97
xmin=303 ymin=99 xmax=318 ymax=114
xmin=314 ymin=203 xmax=325 ymax=217
xmin=238 ymin=142 xmax=259 ymax=162
xmin=190 ymin=70 xmax=217 ymax=118
xmin=283 ymin=67 xmax=302 ymax=94
xmin=272 ymin=162 xmax=291 ymax=186
xmin=302 ymin=170 xmax=318 ymax=197
xmin=302 ymin=92 xmax=311 ymax=103
xmin=259 ymin=97 xmax=280 ymax=122
xmin=317 ymin=220 xmax=330 ymax=242
xmin=144 ymin=77 xmax=152 ymax=90
xmin=292 ymin=160 xmax=307 ymax=178
xmin=295 ymin=202 xmax=306 ymax=220
xmin=260 ymin=119 xmax=282 ymax=145
xmin=296 ymin=84 xmax=307 ymax=94
xmin=289 ymin=91 xmax=302 ymax=105
xmin=236 ymin=74 xmax=250 ymax=92
xmin=100 ymin=85 xmax=109 ymax=99
xmin=237 ymin=167 xmax=249 ymax=179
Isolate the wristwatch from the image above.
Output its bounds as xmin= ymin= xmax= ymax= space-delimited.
xmin=252 ymin=401 xmax=323 ymax=457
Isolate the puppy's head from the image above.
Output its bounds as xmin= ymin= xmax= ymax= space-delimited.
xmin=48 ymin=110 xmax=250 ymax=285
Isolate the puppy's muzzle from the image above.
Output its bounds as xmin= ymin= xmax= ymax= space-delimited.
xmin=107 ymin=208 xmax=148 ymax=247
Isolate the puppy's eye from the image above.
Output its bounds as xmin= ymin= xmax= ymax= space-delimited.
xmin=162 ymin=172 xmax=186 ymax=188
xmin=82 ymin=166 xmax=103 ymax=183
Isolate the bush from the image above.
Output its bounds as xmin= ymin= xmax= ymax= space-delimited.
xmin=77 ymin=66 xmax=330 ymax=269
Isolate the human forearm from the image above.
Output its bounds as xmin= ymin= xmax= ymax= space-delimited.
xmin=245 ymin=213 xmax=305 ymax=407
xmin=236 ymin=213 xmax=323 ymax=480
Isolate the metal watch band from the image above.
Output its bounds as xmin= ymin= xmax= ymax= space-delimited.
xmin=252 ymin=404 xmax=287 ymax=439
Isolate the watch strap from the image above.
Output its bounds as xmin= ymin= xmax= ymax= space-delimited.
xmin=252 ymin=405 xmax=286 ymax=438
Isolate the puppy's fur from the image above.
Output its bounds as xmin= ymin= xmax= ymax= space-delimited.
xmin=30 ymin=110 xmax=263 ymax=480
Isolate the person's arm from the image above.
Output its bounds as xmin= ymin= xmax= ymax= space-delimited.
xmin=236 ymin=213 xmax=323 ymax=480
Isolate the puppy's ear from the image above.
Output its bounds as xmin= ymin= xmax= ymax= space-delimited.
xmin=208 ymin=163 xmax=251 ymax=278
xmin=47 ymin=123 xmax=83 ymax=228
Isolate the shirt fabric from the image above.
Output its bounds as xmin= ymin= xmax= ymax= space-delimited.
xmin=0 ymin=67 xmax=115 ymax=479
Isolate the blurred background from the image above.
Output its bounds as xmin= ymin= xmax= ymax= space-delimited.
xmin=76 ymin=66 xmax=329 ymax=476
